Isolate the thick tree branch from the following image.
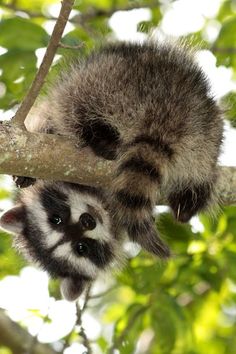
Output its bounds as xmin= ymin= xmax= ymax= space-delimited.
xmin=0 ymin=122 xmax=114 ymax=186
xmin=12 ymin=0 xmax=75 ymax=129
xmin=0 ymin=122 xmax=235 ymax=205
xmin=0 ymin=309 xmax=58 ymax=354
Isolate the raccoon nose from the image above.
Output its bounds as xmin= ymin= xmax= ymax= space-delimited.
xmin=66 ymin=223 xmax=83 ymax=239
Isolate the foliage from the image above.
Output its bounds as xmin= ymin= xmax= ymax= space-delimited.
xmin=0 ymin=0 xmax=236 ymax=354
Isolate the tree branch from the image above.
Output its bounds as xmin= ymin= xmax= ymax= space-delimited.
xmin=12 ymin=0 xmax=75 ymax=129
xmin=108 ymin=305 xmax=148 ymax=354
xmin=0 ymin=1 xmax=161 ymax=23
xmin=0 ymin=309 xmax=58 ymax=354
xmin=211 ymin=46 xmax=236 ymax=54
xmin=75 ymin=285 xmax=92 ymax=354
xmin=0 ymin=122 xmax=235 ymax=205
xmin=0 ymin=122 xmax=114 ymax=186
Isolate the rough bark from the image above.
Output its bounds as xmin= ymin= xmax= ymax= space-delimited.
xmin=0 ymin=122 xmax=235 ymax=205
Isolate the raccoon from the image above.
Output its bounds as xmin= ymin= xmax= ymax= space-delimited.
xmin=18 ymin=41 xmax=223 ymax=258
xmin=0 ymin=181 xmax=124 ymax=301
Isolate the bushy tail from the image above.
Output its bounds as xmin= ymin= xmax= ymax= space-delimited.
xmin=111 ymin=135 xmax=173 ymax=258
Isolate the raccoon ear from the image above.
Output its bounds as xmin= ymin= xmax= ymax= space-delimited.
xmin=0 ymin=205 xmax=25 ymax=234
xmin=128 ymin=220 xmax=170 ymax=258
xmin=60 ymin=277 xmax=88 ymax=301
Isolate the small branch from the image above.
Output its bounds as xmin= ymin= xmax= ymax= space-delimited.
xmin=61 ymin=285 xmax=92 ymax=353
xmin=0 ymin=1 xmax=161 ymax=23
xmin=0 ymin=309 xmax=58 ymax=354
xmin=211 ymin=46 xmax=236 ymax=54
xmin=0 ymin=2 xmax=53 ymax=18
xmin=74 ymin=0 xmax=160 ymax=24
xmin=108 ymin=305 xmax=148 ymax=354
xmin=75 ymin=285 xmax=93 ymax=354
xmin=59 ymin=41 xmax=84 ymax=50
xmin=12 ymin=0 xmax=75 ymax=129
xmin=88 ymin=285 xmax=118 ymax=299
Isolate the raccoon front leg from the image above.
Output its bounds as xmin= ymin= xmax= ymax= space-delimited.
xmin=13 ymin=176 xmax=36 ymax=188
xmin=80 ymin=118 xmax=121 ymax=160
xmin=168 ymin=181 xmax=213 ymax=222
xmin=109 ymin=135 xmax=172 ymax=258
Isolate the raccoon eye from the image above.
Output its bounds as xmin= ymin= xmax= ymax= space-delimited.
xmin=79 ymin=213 xmax=96 ymax=230
xmin=49 ymin=215 xmax=62 ymax=225
xmin=76 ymin=242 xmax=89 ymax=256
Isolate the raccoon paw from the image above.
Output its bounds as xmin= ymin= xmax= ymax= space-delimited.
xmin=168 ymin=183 xmax=211 ymax=223
xmin=13 ymin=176 xmax=36 ymax=188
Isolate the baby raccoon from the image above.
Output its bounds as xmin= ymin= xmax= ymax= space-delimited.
xmin=21 ymin=41 xmax=223 ymax=258
xmin=0 ymin=181 xmax=124 ymax=301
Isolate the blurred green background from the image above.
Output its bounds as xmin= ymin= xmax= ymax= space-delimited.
xmin=0 ymin=0 xmax=236 ymax=353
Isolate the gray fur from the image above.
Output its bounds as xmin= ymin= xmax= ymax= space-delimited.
xmin=22 ymin=40 xmax=223 ymax=258
xmin=25 ymin=40 xmax=223 ymax=257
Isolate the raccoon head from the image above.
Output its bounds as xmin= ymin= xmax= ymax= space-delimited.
xmin=0 ymin=181 xmax=123 ymax=301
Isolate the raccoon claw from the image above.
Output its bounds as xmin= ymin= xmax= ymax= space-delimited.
xmin=175 ymin=210 xmax=193 ymax=223
xmin=13 ymin=176 xmax=36 ymax=188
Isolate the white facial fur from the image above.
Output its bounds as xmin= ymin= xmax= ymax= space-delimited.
xmin=19 ymin=182 xmax=119 ymax=279
xmin=53 ymin=242 xmax=99 ymax=278
xmin=67 ymin=189 xmax=113 ymax=242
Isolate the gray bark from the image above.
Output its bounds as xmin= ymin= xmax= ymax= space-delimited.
xmin=0 ymin=122 xmax=235 ymax=205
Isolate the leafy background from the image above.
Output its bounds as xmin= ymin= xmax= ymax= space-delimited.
xmin=0 ymin=0 xmax=236 ymax=353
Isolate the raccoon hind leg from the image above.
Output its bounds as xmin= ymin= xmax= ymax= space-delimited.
xmin=80 ymin=118 xmax=121 ymax=160
xmin=168 ymin=180 xmax=214 ymax=223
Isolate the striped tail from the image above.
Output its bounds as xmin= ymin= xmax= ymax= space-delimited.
xmin=111 ymin=135 xmax=173 ymax=258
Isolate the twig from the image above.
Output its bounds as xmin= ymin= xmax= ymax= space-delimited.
xmin=59 ymin=41 xmax=84 ymax=50
xmin=0 ymin=1 xmax=161 ymax=23
xmin=211 ymin=46 xmax=236 ymax=54
xmin=74 ymin=0 xmax=160 ymax=24
xmin=108 ymin=305 xmax=148 ymax=354
xmin=88 ymin=285 xmax=118 ymax=299
xmin=0 ymin=2 xmax=53 ymax=18
xmin=12 ymin=0 xmax=76 ymax=129
xmin=75 ymin=284 xmax=93 ymax=354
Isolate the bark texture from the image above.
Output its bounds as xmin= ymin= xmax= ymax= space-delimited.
xmin=0 ymin=122 xmax=235 ymax=205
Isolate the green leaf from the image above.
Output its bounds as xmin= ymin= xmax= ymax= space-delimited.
xmin=220 ymin=92 xmax=236 ymax=127
xmin=61 ymin=28 xmax=95 ymax=55
xmin=0 ymin=50 xmax=37 ymax=81
xmin=217 ymin=1 xmax=235 ymax=22
xmin=137 ymin=21 xmax=154 ymax=34
xmin=0 ymin=0 xmax=59 ymax=11
xmin=158 ymin=212 xmax=194 ymax=251
xmin=0 ymin=17 xmax=49 ymax=50
xmin=213 ymin=18 xmax=236 ymax=67
xmin=0 ymin=50 xmax=37 ymax=108
xmin=0 ymin=230 xmax=26 ymax=277
xmin=97 ymin=336 xmax=109 ymax=352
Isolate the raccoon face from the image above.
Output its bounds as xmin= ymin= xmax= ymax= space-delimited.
xmin=0 ymin=182 xmax=122 ymax=301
